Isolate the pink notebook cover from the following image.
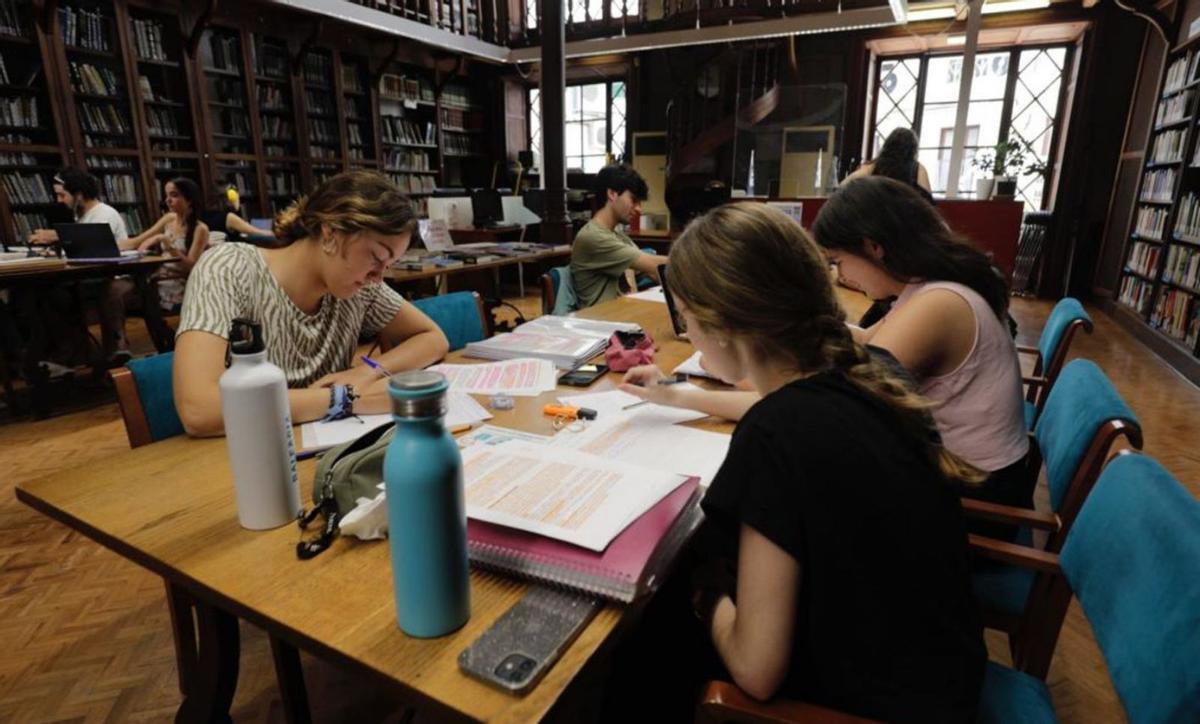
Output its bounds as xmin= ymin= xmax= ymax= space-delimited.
xmin=466 ymin=477 xmax=702 ymax=602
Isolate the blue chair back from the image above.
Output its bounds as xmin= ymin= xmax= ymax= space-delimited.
xmin=549 ymin=266 xmax=561 ymax=297
xmin=1060 ymin=453 xmax=1200 ymax=723
xmin=411 ymin=292 xmax=486 ymax=351
xmin=1034 ymin=359 xmax=1139 ymax=512
xmin=127 ymin=352 xmax=185 ymax=442
xmin=1038 ymin=297 xmax=1092 ymax=372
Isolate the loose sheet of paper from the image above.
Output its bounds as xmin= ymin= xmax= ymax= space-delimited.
xmin=428 ymin=358 xmax=558 ymax=396
xmin=300 ymin=391 xmax=493 ymax=450
xmin=457 ymin=424 xmax=553 ymax=449
xmin=557 ymin=384 xmax=710 ymax=424
xmin=551 ymin=410 xmax=731 ymax=487
xmin=672 ymin=351 xmax=724 ymax=381
xmin=461 ymin=441 xmax=686 ymax=551
xmin=628 ymin=286 xmax=667 ymax=304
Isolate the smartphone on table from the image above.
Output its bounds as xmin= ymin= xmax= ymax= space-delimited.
xmin=559 ymin=362 xmax=608 ymax=387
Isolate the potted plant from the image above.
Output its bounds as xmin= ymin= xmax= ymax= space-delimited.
xmin=972 ymin=151 xmax=997 ymax=200
xmin=993 ymin=140 xmax=1029 ymax=198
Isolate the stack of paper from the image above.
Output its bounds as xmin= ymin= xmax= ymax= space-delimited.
xmin=429 ymin=357 xmax=558 ymax=396
xmin=465 ymin=316 xmax=641 ymax=369
xmin=300 ymin=391 xmax=492 ymax=451
xmin=461 ymin=441 xmax=687 ymax=551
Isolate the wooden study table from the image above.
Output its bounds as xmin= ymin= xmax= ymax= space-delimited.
xmin=384 ymin=246 xmax=571 ymax=298
xmin=15 ymin=295 xmax=730 ymax=723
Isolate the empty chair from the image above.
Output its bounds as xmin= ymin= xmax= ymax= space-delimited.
xmin=410 ymin=291 xmax=490 ymax=351
xmin=1019 ymin=297 xmax=1093 ymax=429
xmin=110 ymin=352 xmax=184 ymax=448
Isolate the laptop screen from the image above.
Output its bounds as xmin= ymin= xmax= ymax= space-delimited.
xmin=658 ymin=264 xmax=687 ymax=339
xmin=55 ymin=223 xmax=120 ymax=260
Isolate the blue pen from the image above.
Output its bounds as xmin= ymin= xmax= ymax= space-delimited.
xmin=360 ymin=355 xmax=391 ymax=380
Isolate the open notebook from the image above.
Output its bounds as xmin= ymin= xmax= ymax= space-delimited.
xmin=467 ymin=477 xmax=702 ymax=603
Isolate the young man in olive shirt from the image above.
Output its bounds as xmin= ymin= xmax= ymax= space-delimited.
xmin=570 ymin=165 xmax=669 ymax=309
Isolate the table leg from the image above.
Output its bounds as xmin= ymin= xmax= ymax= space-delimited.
xmin=175 ymin=598 xmax=240 ymax=724
xmin=134 ymin=273 xmax=174 ymax=353
xmin=517 ymin=262 xmax=525 ymax=298
xmin=269 ymin=635 xmax=312 ymax=724
xmin=165 ymin=580 xmax=197 ymax=696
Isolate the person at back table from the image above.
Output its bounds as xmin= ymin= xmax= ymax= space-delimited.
xmin=570 ymin=164 xmax=668 ymax=309
xmin=99 ymin=177 xmax=210 ymax=365
xmin=606 ymin=203 xmax=984 ymax=721
xmin=28 ymin=167 xmax=129 ymax=246
xmin=173 ymin=171 xmax=449 ymax=437
xmin=842 ymin=127 xmax=934 ymax=204
xmin=203 ymin=182 xmax=274 ymax=244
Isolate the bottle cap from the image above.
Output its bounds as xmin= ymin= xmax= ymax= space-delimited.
xmin=388 ymin=370 xmax=448 ymax=418
xmin=229 ymin=318 xmax=265 ymax=355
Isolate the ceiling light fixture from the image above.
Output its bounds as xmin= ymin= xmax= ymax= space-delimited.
xmin=981 ymin=0 xmax=1051 ymax=14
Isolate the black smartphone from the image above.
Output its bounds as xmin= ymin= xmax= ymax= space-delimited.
xmin=559 ymin=363 xmax=608 ymax=387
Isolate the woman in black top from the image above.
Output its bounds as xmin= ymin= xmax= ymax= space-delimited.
xmin=844 ymin=127 xmax=935 ymax=205
xmin=615 ymin=203 xmax=985 ymax=722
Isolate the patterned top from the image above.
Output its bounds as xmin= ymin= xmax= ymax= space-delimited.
xmin=177 ymin=243 xmax=406 ymax=387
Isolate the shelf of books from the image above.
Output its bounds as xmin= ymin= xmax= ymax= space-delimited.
xmin=1119 ymin=46 xmax=1200 ymax=357
xmin=0 ymin=0 xmax=69 ymax=246
xmin=84 ymin=152 xmax=145 ymax=232
xmin=379 ymin=68 xmax=436 ymax=213
xmin=58 ymin=1 xmax=141 ymax=153
xmin=438 ymin=80 xmax=486 ymax=188
xmin=301 ymin=49 xmax=340 ymax=165
xmin=199 ymin=27 xmax=252 ymax=156
xmin=128 ymin=7 xmax=194 ymax=155
xmin=312 ymin=161 xmax=340 ymax=187
xmin=252 ymin=34 xmax=297 ymax=160
xmin=264 ymin=160 xmax=301 ymax=215
xmin=341 ymin=54 xmax=376 ymax=167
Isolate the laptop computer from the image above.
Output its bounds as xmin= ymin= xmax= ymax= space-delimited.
xmin=55 ymin=223 xmax=133 ymax=264
xmin=658 ymin=264 xmax=688 ymax=339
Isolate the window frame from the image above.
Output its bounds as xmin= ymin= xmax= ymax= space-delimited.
xmin=868 ymin=43 xmax=1074 ymax=209
xmin=528 ymin=77 xmax=628 ymax=174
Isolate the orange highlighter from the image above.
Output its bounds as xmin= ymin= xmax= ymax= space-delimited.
xmin=542 ymin=404 xmax=598 ymax=420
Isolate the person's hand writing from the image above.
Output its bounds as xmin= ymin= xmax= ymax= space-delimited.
xmin=310 ymin=365 xmax=382 ymax=390
xmin=349 ymin=377 xmax=391 ymax=415
xmin=619 ymin=364 xmax=686 ymax=408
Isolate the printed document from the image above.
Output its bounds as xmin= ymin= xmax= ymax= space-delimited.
xmin=300 ymin=391 xmax=492 ymax=450
xmin=428 ymin=358 xmax=558 ymax=395
xmin=461 ymin=441 xmax=686 ymax=551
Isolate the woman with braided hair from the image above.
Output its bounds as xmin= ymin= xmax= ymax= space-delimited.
xmin=614 ymin=202 xmax=984 ymax=722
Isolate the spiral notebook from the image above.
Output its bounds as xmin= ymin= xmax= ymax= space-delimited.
xmin=466 ymin=477 xmax=703 ymax=603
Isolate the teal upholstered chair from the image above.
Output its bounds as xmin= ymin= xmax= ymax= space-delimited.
xmin=110 ymin=352 xmax=185 ymax=448
xmin=540 ymin=267 xmax=561 ymax=316
xmin=410 ymin=291 xmax=490 ymax=351
xmin=540 ymin=265 xmax=577 ymax=316
xmin=700 ymin=452 xmax=1200 ymax=723
xmin=967 ymin=359 xmax=1141 ymax=677
xmin=1019 ymin=298 xmax=1093 ymax=429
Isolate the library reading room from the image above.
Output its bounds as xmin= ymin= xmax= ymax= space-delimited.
xmin=1 ymin=0 xmax=1198 ymax=721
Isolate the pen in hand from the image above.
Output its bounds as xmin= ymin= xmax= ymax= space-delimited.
xmin=360 ymin=355 xmax=391 ymax=380
xmin=621 ymin=373 xmax=686 ymax=410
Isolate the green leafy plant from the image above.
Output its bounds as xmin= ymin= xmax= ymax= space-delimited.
xmin=972 ymin=139 xmax=1033 ymax=178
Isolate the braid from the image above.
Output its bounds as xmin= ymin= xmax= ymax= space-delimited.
xmin=816 ymin=322 xmax=985 ymax=485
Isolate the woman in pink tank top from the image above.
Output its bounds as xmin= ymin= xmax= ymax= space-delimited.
xmin=812 ymin=176 xmax=1030 ymax=528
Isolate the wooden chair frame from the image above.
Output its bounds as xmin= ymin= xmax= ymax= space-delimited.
xmin=540 ymin=272 xmax=556 ymax=316
xmin=110 ymin=366 xmax=155 ymax=448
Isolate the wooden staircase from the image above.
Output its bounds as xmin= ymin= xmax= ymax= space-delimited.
xmin=666 ymin=44 xmax=780 ymax=179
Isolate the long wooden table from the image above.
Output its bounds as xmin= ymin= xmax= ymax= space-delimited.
xmin=384 ymin=247 xmax=571 ymax=301
xmin=15 ymin=295 xmax=730 ymax=723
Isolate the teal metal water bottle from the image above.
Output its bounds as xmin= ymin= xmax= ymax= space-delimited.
xmin=384 ymin=370 xmax=470 ymax=637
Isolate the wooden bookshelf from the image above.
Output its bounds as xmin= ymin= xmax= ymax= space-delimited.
xmin=1118 ymin=43 xmax=1200 ymax=358
xmin=263 ymin=159 xmax=301 ymax=215
xmin=437 ymin=78 xmax=487 ymax=189
xmin=252 ymin=34 xmax=296 ymax=159
xmin=197 ymin=27 xmax=252 ymax=157
xmin=380 ymin=65 xmax=438 ymax=212
xmin=340 ymin=53 xmax=376 ymax=167
xmin=300 ymin=48 xmax=340 ymax=167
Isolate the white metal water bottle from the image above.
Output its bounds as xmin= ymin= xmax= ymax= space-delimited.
xmin=219 ymin=318 xmax=300 ymax=530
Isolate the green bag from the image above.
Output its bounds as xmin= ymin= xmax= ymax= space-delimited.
xmin=298 ymin=421 xmax=395 ymax=559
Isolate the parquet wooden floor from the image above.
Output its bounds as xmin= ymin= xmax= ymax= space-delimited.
xmin=1 ymin=292 xmax=1195 ymax=723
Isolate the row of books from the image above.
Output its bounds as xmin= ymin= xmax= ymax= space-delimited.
xmin=264 ymin=143 xmax=290 ymax=157
xmin=1127 ymin=241 xmax=1161 ymax=278
xmin=12 ymin=211 xmax=48 ymax=238
xmin=86 ymin=155 xmax=133 ymax=169
xmin=379 ymin=73 xmax=435 ymax=103
xmin=265 ymin=170 xmax=301 ymax=196
xmin=381 ymin=116 xmax=434 ymax=145
xmin=341 ymin=65 xmax=364 ymax=94
xmin=121 ymin=207 xmax=145 ymax=235
xmin=1135 ymin=206 xmax=1168 ymax=240
xmin=1192 ymin=141 xmax=1200 ymax=168
xmin=70 ymin=62 xmax=120 ymax=97
xmin=389 ymin=172 xmax=437 ymax=195
xmin=1150 ymin=129 xmax=1186 ymax=164
xmin=0 ymin=52 xmax=9 ymax=85
xmin=1119 ymin=275 xmax=1154 ymax=315
xmin=1151 ymin=288 xmax=1200 ymax=346
xmin=145 ymin=107 xmax=182 ymax=137
xmin=309 ymin=119 xmax=338 ymax=145
xmin=347 ymin=147 xmax=369 ymax=160
xmin=78 ymin=101 xmax=130 ymax=135
xmin=260 ymin=115 xmax=293 ymax=140
xmin=99 ymin=173 xmax=138 ymax=203
xmin=443 ymin=133 xmax=482 ymax=156
xmin=254 ymin=46 xmax=288 ymax=81
xmin=1141 ymin=169 xmax=1176 ymax=203
xmin=258 ymin=85 xmax=288 ymax=110
xmin=439 ymin=107 xmax=478 ymax=131
xmin=0 ymin=95 xmax=37 ymax=127
xmin=212 ymin=108 xmax=250 ymax=136
xmin=59 ymin=6 xmax=110 ymax=52
xmin=209 ymin=77 xmax=245 ymax=106
xmin=1155 ymin=90 xmax=1192 ymax=127
xmin=347 ymin=124 xmax=367 ymax=147
xmin=1175 ymin=193 xmax=1200 ymax=239
xmin=310 ymin=144 xmax=338 ymax=159
xmin=1165 ymin=52 xmax=1200 ymax=94
xmin=1 ymin=172 xmax=49 ymax=204
xmin=203 ymin=33 xmax=241 ymax=72
xmin=302 ymin=53 xmax=332 ymax=88
xmin=304 ymin=89 xmax=335 ymax=116
xmin=385 ymin=148 xmax=433 ymax=170
xmin=0 ymin=151 xmax=35 ymax=165
xmin=1164 ymin=243 xmax=1200 ymax=291
xmin=441 ymin=84 xmax=474 ymax=108
xmin=130 ymin=18 xmax=166 ymax=62
xmin=0 ymin=0 xmax=25 ymax=38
